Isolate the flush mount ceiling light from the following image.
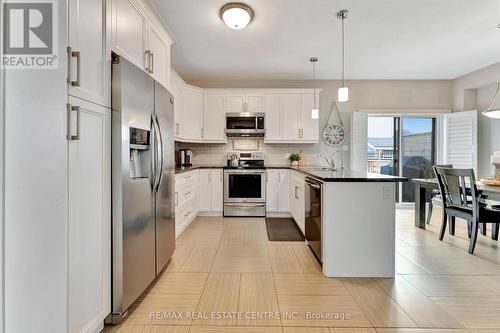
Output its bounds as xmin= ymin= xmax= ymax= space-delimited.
xmin=310 ymin=57 xmax=319 ymax=119
xmin=482 ymin=81 xmax=500 ymax=119
xmin=220 ymin=3 xmax=254 ymax=30
xmin=337 ymin=9 xmax=349 ymax=102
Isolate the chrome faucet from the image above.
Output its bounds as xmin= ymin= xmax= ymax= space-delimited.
xmin=324 ymin=151 xmax=345 ymax=171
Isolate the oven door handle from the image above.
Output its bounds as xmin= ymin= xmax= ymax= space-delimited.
xmin=224 ymin=203 xmax=266 ymax=207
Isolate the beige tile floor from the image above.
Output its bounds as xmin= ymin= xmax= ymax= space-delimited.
xmin=104 ymin=208 xmax=500 ymax=333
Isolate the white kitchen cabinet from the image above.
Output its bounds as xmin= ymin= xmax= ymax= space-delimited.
xmin=199 ymin=169 xmax=224 ymax=214
xmin=299 ymin=94 xmax=319 ymax=141
xmin=246 ymin=94 xmax=265 ymax=112
xmin=146 ymin=23 xmax=170 ymax=88
xmin=111 ymin=0 xmax=173 ymax=86
xmin=266 ymin=92 xmax=319 ymax=143
xmin=278 ymin=169 xmax=290 ymax=212
xmin=171 ymin=71 xmax=204 ymax=143
xmin=203 ymin=95 xmax=227 ymax=142
xmin=225 ymin=94 xmax=264 ymax=113
xmin=182 ymin=86 xmax=203 ymax=141
xmin=172 ymin=74 xmax=184 ymax=139
xmin=264 ymin=95 xmax=282 ymax=141
xmin=111 ymin=0 xmax=146 ymax=70
xmin=282 ymin=94 xmax=301 ymax=141
xmin=226 ymin=95 xmax=245 ymax=112
xmin=175 ymin=170 xmax=199 ymax=238
xmin=290 ymin=171 xmax=305 ymax=234
xmin=211 ymin=170 xmax=224 ymax=212
xmin=266 ymin=170 xmax=279 ymax=212
xmin=266 ymin=169 xmax=290 ymax=214
xmin=67 ymin=96 xmax=111 ymax=333
xmin=68 ymin=0 xmax=110 ymax=107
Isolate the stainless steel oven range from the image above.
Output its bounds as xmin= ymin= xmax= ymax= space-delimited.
xmin=223 ymin=152 xmax=266 ymax=217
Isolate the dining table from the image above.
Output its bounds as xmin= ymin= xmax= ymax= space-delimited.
xmin=413 ymin=178 xmax=500 ymax=229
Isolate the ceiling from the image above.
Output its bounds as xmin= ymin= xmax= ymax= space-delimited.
xmin=152 ymin=0 xmax=500 ymax=82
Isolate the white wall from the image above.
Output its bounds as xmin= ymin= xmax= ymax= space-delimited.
xmin=180 ymin=80 xmax=452 ymax=169
xmin=452 ymin=61 xmax=500 ymax=178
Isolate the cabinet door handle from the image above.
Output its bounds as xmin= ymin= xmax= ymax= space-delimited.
xmin=184 ymin=211 xmax=190 ymax=217
xmin=67 ymin=47 xmax=80 ymax=87
xmin=149 ymin=52 xmax=154 ymax=74
xmin=66 ymin=103 xmax=80 ymax=141
xmin=295 ymin=186 xmax=298 ymax=200
xmin=185 ymin=191 xmax=191 ymax=196
xmin=144 ymin=50 xmax=151 ymax=72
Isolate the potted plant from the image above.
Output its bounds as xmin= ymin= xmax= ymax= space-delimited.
xmin=289 ymin=152 xmax=301 ymax=167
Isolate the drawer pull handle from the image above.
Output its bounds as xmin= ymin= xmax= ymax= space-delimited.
xmin=184 ymin=211 xmax=190 ymax=217
xmin=184 ymin=191 xmax=191 ymax=196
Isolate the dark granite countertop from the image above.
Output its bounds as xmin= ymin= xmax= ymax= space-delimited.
xmin=292 ymin=167 xmax=408 ymax=182
xmin=174 ymin=165 xmax=225 ymax=174
xmin=175 ymin=164 xmax=408 ymax=182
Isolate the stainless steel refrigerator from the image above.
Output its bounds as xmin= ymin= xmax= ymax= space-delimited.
xmin=107 ymin=55 xmax=175 ymax=323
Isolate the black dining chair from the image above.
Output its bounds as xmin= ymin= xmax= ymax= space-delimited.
xmin=434 ymin=167 xmax=500 ymax=254
xmin=423 ymin=164 xmax=453 ymax=225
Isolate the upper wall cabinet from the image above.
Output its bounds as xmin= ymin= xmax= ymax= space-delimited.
xmin=226 ymin=94 xmax=265 ymax=113
xmin=171 ymin=71 xmax=203 ymax=142
xmin=111 ymin=0 xmax=146 ymax=68
xmin=182 ymin=86 xmax=203 ymax=141
xmin=264 ymin=91 xmax=320 ymax=144
xmin=173 ymin=86 xmax=320 ymax=144
xmin=146 ymin=23 xmax=171 ymax=87
xmin=203 ymin=94 xmax=227 ymax=142
xmin=111 ymin=0 xmax=173 ymax=88
xmin=68 ymin=0 xmax=111 ymax=107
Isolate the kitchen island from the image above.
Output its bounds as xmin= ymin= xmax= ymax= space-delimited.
xmin=294 ymin=167 xmax=407 ymax=278
xmin=175 ymin=164 xmax=407 ymax=278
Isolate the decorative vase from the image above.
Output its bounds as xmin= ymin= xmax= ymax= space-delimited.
xmin=291 ymin=161 xmax=299 ymax=167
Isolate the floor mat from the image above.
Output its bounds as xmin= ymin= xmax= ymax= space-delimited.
xmin=265 ymin=217 xmax=305 ymax=241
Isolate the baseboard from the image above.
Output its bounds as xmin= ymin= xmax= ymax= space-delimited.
xmin=266 ymin=212 xmax=292 ymax=218
xmin=198 ymin=211 xmax=223 ymax=217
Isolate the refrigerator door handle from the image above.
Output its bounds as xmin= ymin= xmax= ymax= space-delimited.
xmin=151 ymin=113 xmax=161 ymax=193
xmin=154 ymin=113 xmax=164 ymax=193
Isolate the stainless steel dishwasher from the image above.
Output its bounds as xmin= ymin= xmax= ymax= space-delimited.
xmin=305 ymin=177 xmax=322 ymax=263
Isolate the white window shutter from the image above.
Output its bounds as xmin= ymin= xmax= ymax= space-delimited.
xmin=350 ymin=112 xmax=368 ymax=172
xmin=446 ymin=110 xmax=478 ymax=172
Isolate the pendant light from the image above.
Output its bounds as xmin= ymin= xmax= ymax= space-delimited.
xmin=482 ymin=81 xmax=500 ymax=119
xmin=337 ymin=10 xmax=349 ymax=102
xmin=310 ymin=57 xmax=319 ymax=119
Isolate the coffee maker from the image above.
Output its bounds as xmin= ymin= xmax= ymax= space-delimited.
xmin=176 ymin=149 xmax=193 ymax=167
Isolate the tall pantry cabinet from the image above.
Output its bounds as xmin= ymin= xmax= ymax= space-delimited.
xmin=67 ymin=0 xmax=111 ymax=332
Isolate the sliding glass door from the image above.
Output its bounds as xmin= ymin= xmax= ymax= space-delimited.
xmin=367 ymin=115 xmax=436 ymax=203
xmin=401 ymin=117 xmax=436 ymax=202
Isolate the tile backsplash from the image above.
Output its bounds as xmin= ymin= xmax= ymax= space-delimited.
xmin=176 ymin=139 xmax=348 ymax=167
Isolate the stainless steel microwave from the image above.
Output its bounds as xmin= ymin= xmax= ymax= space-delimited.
xmin=225 ymin=112 xmax=265 ymax=137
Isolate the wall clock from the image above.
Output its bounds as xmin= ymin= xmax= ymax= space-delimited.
xmin=322 ymin=102 xmax=346 ymax=146
xmin=323 ymin=124 xmax=346 ymax=146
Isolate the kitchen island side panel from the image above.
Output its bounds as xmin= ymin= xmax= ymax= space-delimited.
xmin=322 ymin=182 xmax=396 ymax=277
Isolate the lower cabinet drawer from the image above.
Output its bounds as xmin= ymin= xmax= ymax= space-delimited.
xmin=177 ymin=182 xmax=196 ymax=207
xmin=175 ymin=196 xmax=197 ymax=238
xmin=175 ymin=170 xmax=198 ymax=189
